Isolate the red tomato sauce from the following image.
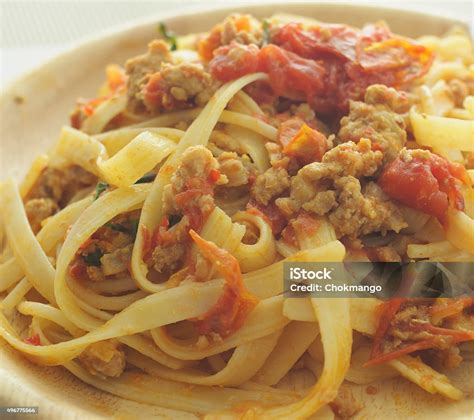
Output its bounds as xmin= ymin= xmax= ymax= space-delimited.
xmin=209 ymin=22 xmax=433 ymax=115
xmin=379 ymin=152 xmax=467 ymax=223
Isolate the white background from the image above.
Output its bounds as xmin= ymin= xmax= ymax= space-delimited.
xmin=0 ymin=0 xmax=472 ymax=91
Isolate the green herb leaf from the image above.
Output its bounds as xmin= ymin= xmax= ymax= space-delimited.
xmin=135 ymin=173 xmax=156 ymax=184
xmin=94 ymin=181 xmax=108 ymax=200
xmin=83 ymin=248 xmax=103 ymax=266
xmin=159 ymin=22 xmax=177 ymax=51
xmin=168 ymin=214 xmax=181 ymax=227
xmin=105 ymin=223 xmax=130 ymax=234
xmin=262 ymin=20 xmax=271 ymax=46
xmin=130 ymin=219 xmax=139 ymax=237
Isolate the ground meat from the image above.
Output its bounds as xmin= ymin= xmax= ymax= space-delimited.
xmin=217 ymin=152 xmax=250 ymax=187
xmin=100 ymin=244 xmax=133 ymax=276
xmin=24 ymin=198 xmax=58 ymax=233
xmin=384 ymin=302 xmax=453 ymax=354
xmin=338 ymin=85 xmax=408 ymax=163
xmin=171 ymin=146 xmax=219 ymax=194
xmin=144 ymin=62 xmax=218 ymax=113
xmin=25 ymin=165 xmax=96 ymax=232
xmin=151 ymin=242 xmax=186 ymax=274
xmin=276 ymin=139 xmax=382 ymax=215
xmin=79 ymin=340 xmax=125 ymax=378
xmin=276 ymin=139 xmax=406 ymax=238
xmin=86 ymin=265 xmax=106 ymax=282
xmin=265 ymin=142 xmax=290 ymax=170
xmin=251 ymin=167 xmax=291 ymax=205
xmin=162 ymin=146 xmax=219 ymax=215
xmin=199 ymin=14 xmax=262 ymax=62
xmin=328 ymin=178 xmax=406 ymax=238
xmin=330 ymin=383 xmax=363 ymax=419
xmin=220 ymin=14 xmax=262 ymax=46
xmin=427 ymin=346 xmax=463 ymax=370
xmin=153 ymin=147 xmax=220 ymax=274
xmin=302 ymin=190 xmax=336 ymax=215
xmin=364 ymin=84 xmax=412 ymax=113
xmin=379 ymin=300 xmax=469 ymax=372
xmin=27 ymin=165 xmax=96 ymax=207
xmin=69 ymin=211 xmax=138 ymax=282
xmin=125 ymin=40 xmax=171 ymax=113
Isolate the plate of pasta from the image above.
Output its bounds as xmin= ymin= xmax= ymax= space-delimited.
xmin=0 ymin=3 xmax=473 ymax=419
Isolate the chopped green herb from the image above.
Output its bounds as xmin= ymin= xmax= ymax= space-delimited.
xmin=135 ymin=173 xmax=156 ymax=184
xmin=168 ymin=214 xmax=181 ymax=227
xmin=94 ymin=181 xmax=108 ymax=200
xmin=262 ymin=20 xmax=271 ymax=46
xmin=105 ymin=223 xmax=130 ymax=234
xmin=83 ymin=248 xmax=103 ymax=266
xmin=158 ymin=22 xmax=177 ymax=51
xmin=130 ymin=219 xmax=139 ymax=237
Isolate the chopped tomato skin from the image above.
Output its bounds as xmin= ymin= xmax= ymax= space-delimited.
xmin=429 ymin=298 xmax=474 ymax=323
xmin=70 ymin=65 xmax=126 ymax=127
xmin=210 ymin=22 xmax=433 ymax=114
xmin=247 ymin=200 xmax=287 ymax=235
xmin=141 ymin=217 xmax=172 ymax=261
xmin=174 ymin=176 xmax=216 ymax=232
xmin=370 ymin=298 xmax=405 ymax=359
xmin=366 ymin=298 xmax=474 ymax=366
xmin=69 ymin=259 xmax=87 ymax=280
xmin=280 ymin=224 xmax=298 ymax=248
xmin=208 ymin=168 xmax=221 ymax=184
xmin=278 ymin=118 xmax=327 ymax=165
xmin=272 ymin=22 xmax=359 ymax=62
xmin=24 ymin=334 xmax=41 ymax=346
xmin=258 ymin=45 xmax=326 ymax=102
xmin=366 ymin=338 xmax=437 ymax=366
xmin=278 ymin=117 xmax=306 ymax=148
xmin=143 ymin=73 xmax=178 ymax=112
xmin=379 ymin=152 xmax=466 ymax=223
xmin=210 ymin=43 xmax=261 ymax=82
xmin=282 ymin=123 xmax=327 ymax=165
xmin=281 ymin=211 xmax=322 ymax=248
xmin=198 ymin=29 xmax=222 ymax=61
xmin=189 ymin=230 xmax=258 ymax=337
xmin=291 ymin=211 xmax=322 ymax=238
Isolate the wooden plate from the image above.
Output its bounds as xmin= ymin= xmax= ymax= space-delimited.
xmin=0 ymin=3 xmax=472 ymax=418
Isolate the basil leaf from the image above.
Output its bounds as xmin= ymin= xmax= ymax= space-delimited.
xmin=135 ymin=173 xmax=156 ymax=184
xmin=105 ymin=223 xmax=130 ymax=234
xmin=262 ymin=20 xmax=271 ymax=46
xmin=159 ymin=22 xmax=177 ymax=51
xmin=83 ymin=248 xmax=103 ymax=266
xmin=94 ymin=181 xmax=108 ymax=200
xmin=130 ymin=219 xmax=139 ymax=237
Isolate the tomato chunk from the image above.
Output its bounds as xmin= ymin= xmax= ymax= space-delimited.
xmin=210 ymin=43 xmax=326 ymax=103
xmin=379 ymin=150 xmax=466 ymax=223
xmin=210 ymin=42 xmax=261 ymax=82
xmin=278 ymin=118 xmax=305 ymax=148
xmin=24 ymin=334 xmax=41 ymax=346
xmin=366 ymin=298 xmax=474 ymax=366
xmin=272 ymin=22 xmax=359 ymax=62
xmin=258 ymin=44 xmax=326 ymax=101
xmin=209 ymin=22 xmax=433 ymax=114
xmin=189 ymin=230 xmax=258 ymax=337
xmin=281 ymin=122 xmax=327 ymax=165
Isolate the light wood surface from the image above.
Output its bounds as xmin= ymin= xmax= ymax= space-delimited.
xmin=0 ymin=3 xmax=472 ymax=419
